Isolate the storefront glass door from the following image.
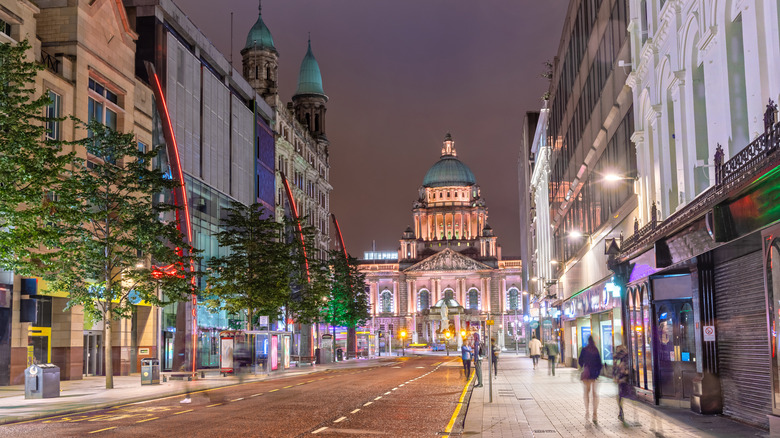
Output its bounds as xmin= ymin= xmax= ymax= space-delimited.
xmin=655 ymin=299 xmax=697 ymax=400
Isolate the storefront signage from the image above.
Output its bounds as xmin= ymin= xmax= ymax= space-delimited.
xmin=138 ymin=348 xmax=150 ymax=355
xmin=561 ymin=276 xmax=621 ymax=321
xmin=703 ymin=325 xmax=716 ymax=341
xmin=530 ymin=321 xmax=539 ymax=329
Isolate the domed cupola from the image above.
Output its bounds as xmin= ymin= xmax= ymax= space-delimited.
xmin=294 ymin=39 xmax=326 ymax=97
xmin=292 ymin=37 xmax=328 ymax=139
xmin=422 ymin=133 xmax=477 ymax=188
xmin=242 ymin=1 xmax=279 ymax=107
xmin=244 ymin=1 xmax=276 ymax=53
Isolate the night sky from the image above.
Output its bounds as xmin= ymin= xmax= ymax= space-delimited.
xmin=178 ymin=0 xmax=568 ymax=257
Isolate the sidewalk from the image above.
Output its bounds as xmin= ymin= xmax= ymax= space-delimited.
xmin=462 ymin=353 xmax=768 ymax=437
xmin=0 ymin=357 xmax=393 ymax=425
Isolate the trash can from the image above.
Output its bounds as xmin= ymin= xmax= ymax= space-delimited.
xmin=25 ymin=364 xmax=60 ymax=399
xmin=141 ymin=358 xmax=160 ymax=385
xmin=336 ymin=348 xmax=343 ymax=361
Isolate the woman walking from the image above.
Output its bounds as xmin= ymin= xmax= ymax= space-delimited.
xmin=578 ymin=336 xmax=603 ymax=423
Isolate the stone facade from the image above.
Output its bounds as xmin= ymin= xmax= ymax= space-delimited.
xmin=360 ymin=136 xmax=523 ymax=351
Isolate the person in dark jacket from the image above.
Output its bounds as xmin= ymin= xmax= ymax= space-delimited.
xmin=613 ymin=345 xmax=630 ymax=422
xmin=578 ymin=336 xmax=603 ymax=423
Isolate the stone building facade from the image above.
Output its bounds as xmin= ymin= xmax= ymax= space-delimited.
xmin=360 ymin=135 xmax=523 ymax=351
xmin=241 ymin=6 xmax=332 ymax=260
xmin=0 ymin=0 xmax=157 ymax=384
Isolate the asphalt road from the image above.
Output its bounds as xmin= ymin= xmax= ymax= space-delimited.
xmin=0 ymin=355 xmax=470 ymax=437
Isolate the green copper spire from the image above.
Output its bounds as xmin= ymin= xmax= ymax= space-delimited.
xmin=294 ymin=37 xmax=325 ymax=96
xmin=244 ymin=1 xmax=276 ymax=52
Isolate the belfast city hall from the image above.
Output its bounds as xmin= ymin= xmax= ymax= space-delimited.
xmin=359 ymin=134 xmax=524 ymax=350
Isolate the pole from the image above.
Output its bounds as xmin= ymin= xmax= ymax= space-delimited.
xmin=515 ymin=305 xmax=519 ymax=356
xmin=488 ymin=324 xmax=493 ymax=403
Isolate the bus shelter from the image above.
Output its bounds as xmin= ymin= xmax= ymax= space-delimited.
xmin=219 ymin=330 xmax=292 ymax=375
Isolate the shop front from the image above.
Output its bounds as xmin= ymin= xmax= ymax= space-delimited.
xmin=561 ymin=276 xmax=623 ymax=374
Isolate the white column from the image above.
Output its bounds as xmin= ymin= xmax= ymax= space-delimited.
xmin=392 ymin=281 xmax=398 ymax=315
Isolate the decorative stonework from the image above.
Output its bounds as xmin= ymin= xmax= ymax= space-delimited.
xmin=404 ymin=248 xmax=491 ymax=273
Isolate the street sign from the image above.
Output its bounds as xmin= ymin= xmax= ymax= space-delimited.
xmin=703 ymin=325 xmax=715 ymax=341
xmin=258 ymin=316 xmax=269 ymax=326
xmin=486 ymin=320 xmax=494 ymax=326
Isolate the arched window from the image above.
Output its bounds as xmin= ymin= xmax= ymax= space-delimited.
xmin=418 ymin=289 xmax=430 ymax=312
xmin=266 ymin=65 xmax=271 ymax=80
xmin=506 ymin=288 xmax=520 ymax=311
xmin=380 ymin=290 xmax=393 ymax=314
xmin=467 ymin=288 xmax=480 ymax=310
xmin=443 ymin=289 xmax=455 ymax=300
xmin=314 ymin=114 xmax=320 ymax=132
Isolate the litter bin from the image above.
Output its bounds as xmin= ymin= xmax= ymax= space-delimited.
xmin=336 ymin=348 xmax=343 ymax=361
xmin=141 ymin=358 xmax=160 ymax=385
xmin=25 ymin=364 xmax=60 ymax=399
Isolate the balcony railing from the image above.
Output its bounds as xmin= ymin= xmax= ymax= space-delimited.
xmin=619 ymin=100 xmax=780 ymax=259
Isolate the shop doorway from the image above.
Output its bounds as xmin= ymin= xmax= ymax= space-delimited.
xmin=654 ymin=299 xmax=697 ymax=401
xmin=82 ymin=331 xmax=103 ymax=376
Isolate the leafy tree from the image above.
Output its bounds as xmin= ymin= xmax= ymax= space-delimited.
xmin=204 ymin=202 xmax=291 ymax=330
xmin=0 ymin=40 xmax=74 ymax=274
xmin=285 ymin=218 xmax=331 ymax=326
xmin=323 ymin=252 xmax=369 ymax=357
xmin=47 ymin=121 xmax=198 ymax=389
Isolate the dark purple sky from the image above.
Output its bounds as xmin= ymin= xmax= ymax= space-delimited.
xmin=178 ymin=0 xmax=568 ymax=257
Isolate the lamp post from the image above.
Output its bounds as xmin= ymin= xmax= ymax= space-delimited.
xmin=444 ymin=331 xmax=451 ymax=357
xmin=400 ymin=330 xmax=407 ymax=357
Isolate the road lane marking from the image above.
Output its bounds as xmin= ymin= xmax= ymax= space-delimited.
xmin=231 ymin=398 xmax=244 ymax=402
xmin=173 ymin=409 xmax=194 ymax=415
xmin=251 ymin=393 xmax=263 ymax=397
xmin=269 ymin=389 xmax=279 ymax=392
xmin=363 ymin=402 xmax=373 ymax=406
xmin=307 ymin=380 xmax=315 ymax=383
xmin=384 ymin=391 xmax=391 ymax=394
xmin=374 ymin=396 xmax=382 ymax=400
xmin=442 ymin=374 xmax=475 ymax=438
xmin=351 ymin=409 xmax=360 ymax=414
xmin=400 ymin=384 xmax=405 ymax=386
xmin=312 ymin=427 xmax=328 ymax=434
xmin=283 ymin=385 xmax=293 ymax=388
xmin=135 ymin=417 xmax=158 ymax=423
xmin=334 ymin=416 xmax=347 ymax=423
xmin=89 ymin=427 xmax=116 ymax=434
xmin=207 ymin=403 xmax=223 ymax=407
xmin=392 ymin=388 xmax=398 ymax=391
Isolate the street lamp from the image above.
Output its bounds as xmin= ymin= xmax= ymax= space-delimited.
xmin=400 ymin=330 xmax=407 ymax=357
xmin=444 ymin=331 xmax=451 ymax=357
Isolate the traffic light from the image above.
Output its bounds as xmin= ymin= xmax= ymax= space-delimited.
xmin=377 ymin=330 xmax=384 ymax=338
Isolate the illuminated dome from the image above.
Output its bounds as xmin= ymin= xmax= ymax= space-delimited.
xmin=422 ymin=133 xmax=476 ymax=188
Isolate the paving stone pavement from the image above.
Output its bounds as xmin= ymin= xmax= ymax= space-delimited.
xmin=462 ymin=353 xmax=768 ymax=437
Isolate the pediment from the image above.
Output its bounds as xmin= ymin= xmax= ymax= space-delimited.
xmin=404 ymin=248 xmax=491 ymax=272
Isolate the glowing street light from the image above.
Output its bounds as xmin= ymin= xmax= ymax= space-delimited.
xmin=444 ymin=331 xmax=452 ymax=357
xmin=400 ymin=329 xmax=407 ymax=357
xmin=603 ymin=173 xmax=623 ymax=182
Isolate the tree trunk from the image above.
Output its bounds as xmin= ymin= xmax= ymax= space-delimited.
xmin=248 ymin=308 xmax=253 ymax=331
xmin=104 ymin=308 xmax=113 ymax=389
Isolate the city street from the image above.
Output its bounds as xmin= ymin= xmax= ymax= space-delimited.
xmin=0 ymin=356 xmax=467 ymax=437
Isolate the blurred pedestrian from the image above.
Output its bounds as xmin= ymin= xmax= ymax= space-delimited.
xmin=529 ymin=335 xmax=542 ymax=370
xmin=613 ymin=345 xmax=630 ymax=422
xmin=461 ymin=340 xmax=473 ymax=379
xmin=579 ymin=336 xmax=603 ymax=423
xmin=473 ymin=339 xmax=483 ymax=387
xmin=490 ymin=338 xmax=500 ymax=376
xmin=544 ymin=339 xmax=559 ymax=376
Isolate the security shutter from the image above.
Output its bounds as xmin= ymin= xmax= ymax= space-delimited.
xmin=714 ymin=250 xmax=771 ymax=429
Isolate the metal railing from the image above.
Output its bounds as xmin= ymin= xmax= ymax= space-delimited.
xmin=619 ymin=100 xmax=780 ymax=259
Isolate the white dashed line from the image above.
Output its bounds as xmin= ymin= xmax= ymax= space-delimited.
xmin=312 ymin=427 xmax=328 ymax=434
xmin=374 ymin=396 xmax=382 ymax=400
xmin=350 ymin=409 xmax=360 ymax=414
xmin=250 ymin=393 xmax=262 ymax=397
xmin=363 ymin=402 xmax=373 ymax=406
xmin=392 ymin=388 xmax=398 ymax=391
xmin=231 ymin=398 xmax=244 ymax=402
xmin=334 ymin=416 xmax=347 ymax=423
xmin=384 ymin=391 xmax=391 ymax=395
